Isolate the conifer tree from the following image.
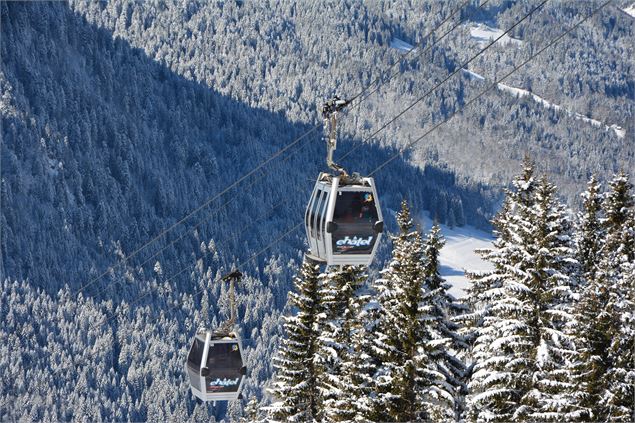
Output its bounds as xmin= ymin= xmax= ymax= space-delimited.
xmin=423 ymin=223 xmax=468 ymax=420
xmin=464 ymin=158 xmax=538 ymax=421
xmin=605 ymin=260 xmax=635 ymax=422
xmin=576 ymin=175 xmax=604 ymax=280
xmin=329 ymin=291 xmax=380 ymax=422
xmin=599 ymin=173 xmax=635 ymax=421
xmin=521 ymin=178 xmax=580 ymax=420
xmin=601 ymin=172 xmax=635 ymax=270
xmin=315 ymin=265 xmax=367 ymax=422
xmin=466 ymin=161 xmax=580 ymax=421
xmin=373 ymin=200 xmax=453 ymax=422
xmin=569 ymin=280 xmax=610 ymax=421
xmin=267 ymin=258 xmax=323 ymax=422
xmin=570 ymin=172 xmax=635 ymax=421
xmin=241 ymin=397 xmax=260 ymax=422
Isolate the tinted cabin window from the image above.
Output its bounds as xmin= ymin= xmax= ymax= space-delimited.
xmin=205 ymin=342 xmax=243 ymax=393
xmin=333 ymin=191 xmax=378 ymax=222
xmin=187 ymin=338 xmax=205 ymax=370
xmin=309 ymin=190 xmax=323 ymax=238
xmin=331 ymin=191 xmax=379 ymax=254
xmin=315 ymin=190 xmax=328 ymax=240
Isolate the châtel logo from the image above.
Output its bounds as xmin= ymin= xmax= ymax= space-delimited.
xmin=209 ymin=377 xmax=240 ymax=387
xmin=336 ymin=235 xmax=373 ymax=247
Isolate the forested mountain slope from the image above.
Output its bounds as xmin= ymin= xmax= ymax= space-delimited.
xmin=1 ymin=1 xmax=633 ymax=421
xmin=0 ymin=3 xmax=497 ymax=419
xmin=71 ymin=0 xmax=634 ymax=203
xmin=1 ymin=1 xmax=494 ymax=290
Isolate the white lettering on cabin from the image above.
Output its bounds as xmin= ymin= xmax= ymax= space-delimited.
xmin=336 ymin=236 xmax=373 ymax=247
xmin=209 ymin=377 xmax=240 ymax=387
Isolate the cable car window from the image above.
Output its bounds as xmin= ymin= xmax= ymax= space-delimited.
xmin=332 ymin=191 xmax=379 ymax=254
xmin=309 ymin=190 xmax=323 ymax=238
xmin=315 ymin=190 xmax=328 ymax=240
xmin=204 ymin=342 xmax=243 ymax=393
xmin=305 ymin=195 xmax=311 ymax=228
xmin=333 ymin=191 xmax=378 ymax=223
xmin=187 ymin=338 xmax=205 ymax=370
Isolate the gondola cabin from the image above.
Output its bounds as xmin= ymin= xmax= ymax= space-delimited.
xmin=305 ymin=173 xmax=383 ymax=266
xmin=186 ymin=329 xmax=246 ymax=402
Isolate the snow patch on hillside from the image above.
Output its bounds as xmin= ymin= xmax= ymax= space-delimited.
xmin=462 ymin=68 xmax=626 ymax=139
xmin=462 ymin=68 xmax=485 ymax=81
xmin=416 ymin=213 xmax=494 ymax=298
xmin=469 ymin=24 xmax=522 ymax=46
xmin=622 ymin=3 xmax=635 ymax=17
xmin=497 ymin=82 xmax=626 ymax=138
xmin=390 ymin=38 xmax=416 ymax=53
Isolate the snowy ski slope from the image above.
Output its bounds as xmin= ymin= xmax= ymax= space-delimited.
xmin=416 ymin=214 xmax=494 ymax=298
xmin=390 ymin=38 xmax=416 ymax=53
xmin=461 ymin=68 xmax=626 ymax=138
xmin=469 ymin=23 xmax=523 ymax=46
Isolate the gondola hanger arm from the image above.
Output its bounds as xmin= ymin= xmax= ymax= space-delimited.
xmin=322 ymin=96 xmax=351 ymax=177
xmin=217 ymin=269 xmax=242 ymax=332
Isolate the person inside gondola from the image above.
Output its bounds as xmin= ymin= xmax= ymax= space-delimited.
xmin=360 ymin=193 xmax=374 ymax=220
xmin=204 ymin=342 xmax=243 ymax=393
xmin=206 ymin=343 xmax=242 ymax=374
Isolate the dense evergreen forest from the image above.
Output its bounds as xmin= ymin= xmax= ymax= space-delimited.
xmin=1 ymin=0 xmax=495 ymax=290
xmin=267 ymin=161 xmax=635 ymax=422
xmin=71 ymin=0 xmax=634 ymax=200
xmin=1 ymin=0 xmax=633 ymax=421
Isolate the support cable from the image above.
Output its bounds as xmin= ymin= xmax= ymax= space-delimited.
xmin=2 ymin=1 xmax=611 ymax=410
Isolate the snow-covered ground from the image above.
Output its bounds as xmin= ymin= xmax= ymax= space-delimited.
xmin=462 ymin=68 xmax=485 ymax=81
xmin=390 ymin=38 xmax=416 ymax=53
xmin=469 ymin=24 xmax=523 ymax=46
xmin=496 ymin=82 xmax=626 ymax=138
xmin=461 ymin=68 xmax=626 ymax=139
xmin=416 ymin=213 xmax=494 ymax=299
xmin=622 ymin=3 xmax=635 ymax=18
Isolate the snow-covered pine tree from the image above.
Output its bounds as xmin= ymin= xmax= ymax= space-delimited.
xmin=314 ymin=265 xmax=367 ymax=422
xmin=458 ymin=198 xmax=513 ymax=398
xmin=573 ymin=173 xmax=635 ymax=421
xmin=343 ymin=298 xmax=380 ymax=422
xmin=571 ymin=172 xmax=635 ymax=421
xmin=373 ymin=200 xmax=453 ymax=422
xmin=601 ymin=172 xmax=635 ymax=271
xmin=569 ymin=277 xmax=611 ymax=421
xmin=267 ymin=258 xmax=323 ymax=422
xmin=373 ymin=199 xmax=416 ymax=421
xmin=423 ymin=223 xmax=468 ymax=421
xmin=600 ymin=172 xmax=635 ymax=421
xmin=331 ymin=292 xmax=381 ymax=422
xmin=241 ymin=397 xmax=262 ymax=422
xmin=464 ymin=158 xmax=538 ymax=422
xmin=605 ymin=259 xmax=635 ymax=422
xmin=576 ymin=175 xmax=604 ymax=280
xmin=466 ymin=161 xmax=580 ymax=421
xmin=520 ymin=177 xmax=580 ymax=420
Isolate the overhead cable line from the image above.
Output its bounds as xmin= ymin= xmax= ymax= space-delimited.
xmin=94 ymin=197 xmax=292 ymax=330
xmin=348 ymin=0 xmax=489 ymax=109
xmin=339 ymin=0 xmax=549 ymax=164
xmin=74 ymin=0 xmax=479 ymax=296
xmin=345 ymin=0 xmax=475 ymax=107
xmin=369 ymin=0 xmax=612 ymax=177
xmin=127 ymin=0 xmax=487 ymax=288
xmin=133 ymin=0 xmax=557 ymax=329
xmin=84 ymin=132 xmax=317 ymax=300
xmin=160 ymin=0 xmax=612 ymax=339
xmin=117 ymin=0 xmax=491 ymax=291
xmin=7 ymin=0 xmax=612 ymax=409
xmin=75 ymin=125 xmax=319 ymax=296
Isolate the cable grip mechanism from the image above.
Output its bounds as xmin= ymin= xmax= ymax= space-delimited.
xmin=322 ymin=96 xmax=350 ymax=176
